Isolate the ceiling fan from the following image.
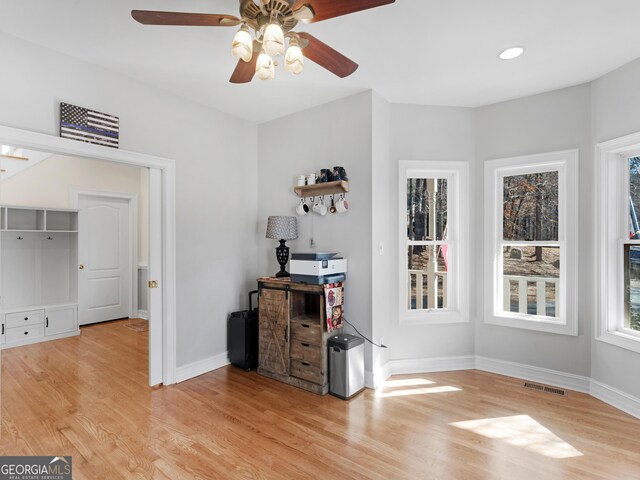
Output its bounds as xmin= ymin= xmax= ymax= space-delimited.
xmin=131 ymin=0 xmax=395 ymax=83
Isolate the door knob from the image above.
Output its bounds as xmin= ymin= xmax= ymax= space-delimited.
xmin=79 ymin=264 xmax=85 ymax=270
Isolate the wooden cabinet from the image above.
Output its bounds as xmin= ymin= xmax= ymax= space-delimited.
xmin=257 ymin=277 xmax=340 ymax=395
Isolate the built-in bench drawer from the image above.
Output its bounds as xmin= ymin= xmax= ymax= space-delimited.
xmin=5 ymin=310 xmax=45 ymax=329
xmin=6 ymin=325 xmax=45 ymax=344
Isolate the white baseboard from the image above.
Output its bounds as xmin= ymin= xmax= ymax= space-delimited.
xmin=136 ymin=310 xmax=148 ymax=320
xmin=590 ymin=379 xmax=640 ymax=419
xmin=369 ymin=355 xmax=475 ymax=389
xmin=475 ymin=356 xmax=591 ymax=393
xmin=176 ymin=351 xmax=230 ymax=383
xmin=388 ymin=355 xmax=477 ymax=376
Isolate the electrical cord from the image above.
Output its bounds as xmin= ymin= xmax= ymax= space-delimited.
xmin=343 ymin=317 xmax=388 ymax=348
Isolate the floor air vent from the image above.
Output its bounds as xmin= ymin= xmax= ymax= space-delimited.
xmin=524 ymin=382 xmax=566 ymax=396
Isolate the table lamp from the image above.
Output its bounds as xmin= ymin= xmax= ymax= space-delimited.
xmin=265 ymin=216 xmax=298 ymax=278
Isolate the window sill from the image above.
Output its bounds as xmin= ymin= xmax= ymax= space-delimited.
xmin=597 ymin=329 xmax=640 ymax=354
xmin=400 ymin=310 xmax=469 ymax=326
xmin=485 ymin=313 xmax=577 ymax=336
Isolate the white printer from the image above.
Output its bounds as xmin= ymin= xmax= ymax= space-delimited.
xmin=290 ymin=252 xmax=347 ymax=284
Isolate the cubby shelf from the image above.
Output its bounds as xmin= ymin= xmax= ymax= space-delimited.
xmin=294 ymin=180 xmax=349 ymax=198
xmin=0 ymin=206 xmax=78 ymax=232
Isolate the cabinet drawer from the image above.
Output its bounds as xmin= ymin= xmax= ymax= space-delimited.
xmin=290 ymin=358 xmax=325 ymax=385
xmin=5 ymin=310 xmax=45 ymax=329
xmin=290 ymin=338 xmax=322 ymax=364
xmin=6 ymin=325 xmax=45 ymax=344
xmin=290 ymin=318 xmax=322 ymax=343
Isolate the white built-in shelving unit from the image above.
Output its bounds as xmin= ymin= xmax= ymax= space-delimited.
xmin=0 ymin=205 xmax=80 ymax=348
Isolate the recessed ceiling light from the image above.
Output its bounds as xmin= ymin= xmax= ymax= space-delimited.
xmin=499 ymin=47 xmax=525 ymax=60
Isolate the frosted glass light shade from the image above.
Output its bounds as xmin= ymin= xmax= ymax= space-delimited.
xmin=285 ymin=40 xmax=304 ymax=75
xmin=263 ymin=23 xmax=285 ymax=56
xmin=256 ymin=52 xmax=275 ymax=80
xmin=231 ymin=26 xmax=253 ymax=62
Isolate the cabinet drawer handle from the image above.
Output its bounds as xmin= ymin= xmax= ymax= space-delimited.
xmin=24 ymin=317 xmax=29 ymax=321
xmin=301 ymin=323 xmax=310 ymax=328
xmin=301 ymin=361 xmax=310 ymax=366
xmin=24 ymin=331 xmax=28 ymax=335
xmin=301 ymin=342 xmax=310 ymax=348
xmin=46 ymin=317 xmax=49 ymax=328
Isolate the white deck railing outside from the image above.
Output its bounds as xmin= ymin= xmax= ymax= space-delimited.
xmin=503 ymin=275 xmax=559 ymax=316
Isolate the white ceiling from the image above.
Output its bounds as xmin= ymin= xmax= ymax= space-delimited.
xmin=1 ymin=0 xmax=640 ymax=123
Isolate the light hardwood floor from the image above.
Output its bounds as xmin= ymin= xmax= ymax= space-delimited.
xmin=1 ymin=319 xmax=640 ymax=479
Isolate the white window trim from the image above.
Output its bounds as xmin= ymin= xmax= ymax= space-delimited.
xmin=597 ymin=132 xmax=640 ymax=353
xmin=484 ymin=150 xmax=579 ymax=336
xmin=398 ymin=160 xmax=469 ymax=325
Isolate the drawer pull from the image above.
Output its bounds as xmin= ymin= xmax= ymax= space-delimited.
xmin=24 ymin=317 xmax=29 ymax=321
xmin=301 ymin=361 xmax=310 ymax=366
xmin=301 ymin=342 xmax=310 ymax=348
xmin=301 ymin=323 xmax=310 ymax=328
xmin=24 ymin=331 xmax=28 ymax=335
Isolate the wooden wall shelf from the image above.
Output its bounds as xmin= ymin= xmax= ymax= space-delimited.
xmin=294 ymin=180 xmax=349 ymax=197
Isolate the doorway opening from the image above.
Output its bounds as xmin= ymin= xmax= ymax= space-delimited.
xmin=0 ymin=125 xmax=176 ymax=386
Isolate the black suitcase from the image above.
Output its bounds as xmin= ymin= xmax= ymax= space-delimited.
xmin=228 ymin=290 xmax=259 ymax=371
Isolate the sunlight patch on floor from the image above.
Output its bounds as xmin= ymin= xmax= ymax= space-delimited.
xmin=377 ymin=385 xmax=461 ymax=398
xmin=449 ymin=414 xmax=583 ymax=459
xmin=383 ymin=378 xmax=436 ymax=388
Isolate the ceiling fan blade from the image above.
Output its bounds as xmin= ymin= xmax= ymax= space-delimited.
xmin=230 ymin=42 xmax=260 ymax=84
xmin=131 ymin=10 xmax=241 ymax=27
xmin=293 ymin=0 xmax=395 ymax=23
xmin=297 ymin=32 xmax=358 ymax=78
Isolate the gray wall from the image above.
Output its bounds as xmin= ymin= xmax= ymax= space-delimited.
xmin=0 ymin=31 xmax=259 ymax=368
xmin=257 ymin=92 xmax=374 ymax=369
xmin=379 ymin=104 xmax=477 ymax=362
xmin=591 ymin=58 xmax=640 ymax=397
xmin=475 ymin=84 xmax=593 ymax=376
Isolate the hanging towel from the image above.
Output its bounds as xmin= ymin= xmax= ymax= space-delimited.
xmin=325 ymin=282 xmax=344 ymax=332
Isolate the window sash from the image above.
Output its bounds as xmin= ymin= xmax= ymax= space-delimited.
xmin=485 ymin=150 xmax=578 ymax=336
xmin=399 ymin=160 xmax=469 ymax=325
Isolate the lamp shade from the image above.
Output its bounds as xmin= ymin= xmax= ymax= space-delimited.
xmin=285 ymin=38 xmax=304 ymax=75
xmin=263 ymin=22 xmax=285 ymax=56
xmin=231 ymin=25 xmax=253 ymax=62
xmin=266 ymin=216 xmax=298 ymax=240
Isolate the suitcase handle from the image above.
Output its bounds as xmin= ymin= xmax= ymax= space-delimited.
xmin=249 ymin=290 xmax=258 ymax=311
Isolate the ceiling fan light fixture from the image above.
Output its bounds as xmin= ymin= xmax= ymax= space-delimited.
xmin=498 ymin=46 xmax=525 ymax=60
xmin=263 ymin=22 xmax=285 ymax=56
xmin=256 ymin=50 xmax=275 ymax=80
xmin=231 ymin=24 xmax=253 ymax=62
xmin=285 ymin=37 xmax=304 ymax=75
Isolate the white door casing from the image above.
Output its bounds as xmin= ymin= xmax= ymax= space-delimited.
xmin=0 ymin=124 xmax=177 ymax=386
xmin=77 ymin=194 xmax=135 ymax=325
xmin=148 ymin=168 xmax=162 ymax=386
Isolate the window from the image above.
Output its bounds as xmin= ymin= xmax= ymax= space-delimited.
xmin=484 ymin=150 xmax=578 ymax=335
xmin=625 ymin=157 xmax=640 ymax=336
xmin=399 ymin=161 xmax=468 ymax=325
xmin=597 ymin=132 xmax=640 ymax=353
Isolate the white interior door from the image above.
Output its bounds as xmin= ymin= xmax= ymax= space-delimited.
xmin=148 ymin=168 xmax=163 ymax=386
xmin=78 ymin=195 xmax=131 ymax=325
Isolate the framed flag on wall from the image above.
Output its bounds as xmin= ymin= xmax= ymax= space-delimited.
xmin=59 ymin=102 xmax=119 ymax=148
